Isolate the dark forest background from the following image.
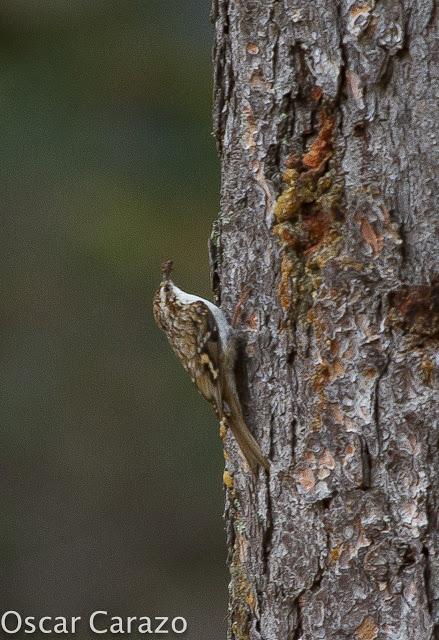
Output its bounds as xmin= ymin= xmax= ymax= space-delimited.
xmin=1 ymin=2 xmax=225 ymax=638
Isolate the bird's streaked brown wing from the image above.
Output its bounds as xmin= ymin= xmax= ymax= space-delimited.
xmin=188 ymin=301 xmax=223 ymax=416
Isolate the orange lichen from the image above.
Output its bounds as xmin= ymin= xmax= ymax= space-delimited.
xmin=223 ymin=470 xmax=234 ymax=489
xmin=245 ymin=591 xmax=255 ymax=609
xmin=246 ymin=42 xmax=259 ymax=55
xmin=273 ymin=222 xmax=300 ymax=249
xmin=312 ymin=359 xmax=345 ymax=390
xmin=329 ymin=546 xmax=341 ymax=562
xmin=273 ymin=104 xmax=344 ymax=319
xmin=421 ymin=358 xmax=434 ymax=385
xmin=310 ymin=407 xmax=325 ymax=431
xmin=330 ymin=339 xmax=339 ymax=356
xmin=332 ymin=359 xmax=345 ymax=378
xmin=350 ymin=4 xmax=373 ymax=19
xmin=274 ymin=169 xmax=301 ymax=222
xmin=356 ymin=616 xmax=378 ymax=640
xmin=311 ymin=86 xmax=323 ymax=102
xmin=278 ymin=254 xmax=295 ymax=310
xmin=246 ymin=314 xmax=258 ymax=330
xmin=302 ymin=210 xmax=335 ymax=254
xmin=360 ymin=218 xmax=383 ymax=255
xmin=302 ymin=113 xmax=335 ymax=169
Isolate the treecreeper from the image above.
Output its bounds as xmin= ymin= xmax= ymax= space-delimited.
xmin=153 ymin=260 xmax=269 ymax=475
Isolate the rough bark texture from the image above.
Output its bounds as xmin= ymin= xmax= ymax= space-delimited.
xmin=211 ymin=1 xmax=439 ymax=639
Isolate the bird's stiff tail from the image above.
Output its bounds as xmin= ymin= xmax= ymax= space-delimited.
xmin=225 ymin=388 xmax=269 ymax=475
xmin=230 ymin=418 xmax=269 ymax=475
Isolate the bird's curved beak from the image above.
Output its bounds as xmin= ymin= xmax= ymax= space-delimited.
xmin=160 ymin=259 xmax=173 ymax=284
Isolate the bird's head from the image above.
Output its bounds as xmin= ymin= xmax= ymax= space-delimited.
xmin=153 ymin=260 xmax=178 ymax=329
xmin=158 ymin=259 xmax=177 ymax=303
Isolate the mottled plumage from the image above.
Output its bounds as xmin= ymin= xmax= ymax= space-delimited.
xmin=153 ymin=261 xmax=268 ymax=474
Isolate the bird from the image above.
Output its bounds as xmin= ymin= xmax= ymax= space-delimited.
xmin=153 ymin=260 xmax=269 ymax=475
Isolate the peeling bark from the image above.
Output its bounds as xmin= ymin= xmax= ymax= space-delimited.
xmin=211 ymin=1 xmax=439 ymax=638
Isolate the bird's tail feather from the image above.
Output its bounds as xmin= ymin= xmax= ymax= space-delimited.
xmin=225 ymin=389 xmax=269 ymax=475
xmin=230 ymin=418 xmax=269 ymax=475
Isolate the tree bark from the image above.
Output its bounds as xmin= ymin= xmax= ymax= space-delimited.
xmin=211 ymin=1 xmax=439 ymax=638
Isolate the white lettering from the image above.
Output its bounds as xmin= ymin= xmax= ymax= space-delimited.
xmin=53 ymin=616 xmax=79 ymax=634
xmin=154 ymin=617 xmax=168 ymax=633
xmin=109 ymin=617 xmax=125 ymax=634
xmin=89 ymin=611 xmax=108 ymax=634
xmin=138 ymin=617 xmax=152 ymax=633
xmin=71 ymin=617 xmax=81 ymax=633
xmin=39 ymin=616 xmax=52 ymax=633
xmin=172 ymin=617 xmax=187 ymax=634
xmin=2 ymin=611 xmax=22 ymax=634
xmin=126 ymin=617 xmax=137 ymax=633
xmin=24 ymin=617 xmax=36 ymax=634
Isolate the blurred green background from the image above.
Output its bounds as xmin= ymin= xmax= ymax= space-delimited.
xmin=0 ymin=1 xmax=226 ymax=638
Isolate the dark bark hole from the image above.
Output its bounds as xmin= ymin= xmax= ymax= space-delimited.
xmin=319 ymin=496 xmax=333 ymax=510
xmin=422 ymin=545 xmax=433 ymax=615
xmin=291 ymin=601 xmax=303 ymax=640
xmin=233 ymin=338 xmax=251 ymax=411
xmin=262 ymin=492 xmax=274 ymax=575
xmin=360 ymin=439 xmax=371 ymax=489
xmin=353 ymin=122 xmax=367 ymax=137
xmin=291 ymin=622 xmax=303 ymax=640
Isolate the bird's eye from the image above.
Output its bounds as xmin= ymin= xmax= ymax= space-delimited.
xmin=164 ymin=285 xmax=170 ymax=293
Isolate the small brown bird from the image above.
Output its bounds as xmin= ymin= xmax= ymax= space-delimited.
xmin=153 ymin=261 xmax=268 ymax=475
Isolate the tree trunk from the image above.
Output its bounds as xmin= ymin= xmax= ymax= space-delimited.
xmin=211 ymin=1 xmax=439 ymax=638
